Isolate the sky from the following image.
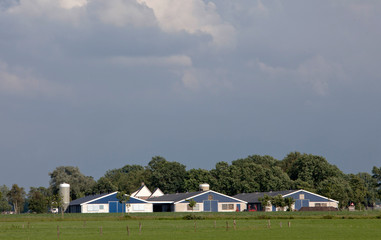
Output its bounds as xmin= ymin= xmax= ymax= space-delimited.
xmin=1 ymin=0 xmax=381 ymax=190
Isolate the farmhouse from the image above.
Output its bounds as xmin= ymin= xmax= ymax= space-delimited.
xmin=233 ymin=189 xmax=339 ymax=211
xmin=67 ymin=192 xmax=153 ymax=213
xmin=147 ymin=184 xmax=247 ymax=212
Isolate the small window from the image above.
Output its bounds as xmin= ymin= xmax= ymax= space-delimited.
xmin=222 ymin=204 xmax=234 ymax=210
xmin=299 ymin=194 xmax=304 ymax=199
xmin=99 ymin=205 xmax=104 ymax=210
xmin=315 ymin=203 xmax=327 ymax=207
xmin=208 ymin=194 xmax=214 ymax=200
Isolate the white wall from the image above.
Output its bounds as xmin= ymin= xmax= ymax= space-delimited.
xmin=81 ymin=204 xmax=109 ymax=213
xmin=127 ymin=203 xmax=153 ymax=213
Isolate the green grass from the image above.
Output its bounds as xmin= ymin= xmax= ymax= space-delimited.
xmin=1 ymin=212 xmax=381 ymax=239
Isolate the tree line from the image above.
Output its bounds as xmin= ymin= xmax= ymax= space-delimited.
xmin=1 ymin=152 xmax=381 ymax=213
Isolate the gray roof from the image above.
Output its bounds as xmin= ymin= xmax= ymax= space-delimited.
xmin=147 ymin=191 xmax=203 ymax=203
xmin=69 ymin=193 xmax=110 ymax=206
xmin=233 ymin=190 xmax=296 ymax=203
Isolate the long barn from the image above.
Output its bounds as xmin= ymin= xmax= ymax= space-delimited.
xmin=67 ymin=192 xmax=152 ymax=213
xmin=234 ymin=189 xmax=339 ymax=211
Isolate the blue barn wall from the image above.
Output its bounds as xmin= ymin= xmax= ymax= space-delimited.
xmin=178 ymin=192 xmax=242 ymax=203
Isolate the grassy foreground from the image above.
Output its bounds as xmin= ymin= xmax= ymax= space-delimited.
xmin=1 ymin=212 xmax=381 ymax=240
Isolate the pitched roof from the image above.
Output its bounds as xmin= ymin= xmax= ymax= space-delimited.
xmin=233 ymin=190 xmax=296 ymax=203
xmin=69 ymin=193 xmax=110 ymax=206
xmin=147 ymin=191 xmax=203 ymax=203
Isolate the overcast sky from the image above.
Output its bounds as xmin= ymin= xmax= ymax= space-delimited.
xmin=1 ymin=0 xmax=380 ymax=190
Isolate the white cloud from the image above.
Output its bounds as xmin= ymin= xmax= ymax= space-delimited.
xmin=59 ymin=0 xmax=87 ymax=9
xmin=258 ymin=56 xmax=345 ymax=95
xmin=95 ymin=0 xmax=155 ymax=27
xmin=137 ymin=0 xmax=236 ymax=48
xmin=109 ymin=55 xmax=192 ymax=67
xmin=5 ymin=0 xmax=87 ymax=24
xmin=0 ymin=61 xmax=69 ymax=97
xmin=180 ymin=67 xmax=232 ymax=92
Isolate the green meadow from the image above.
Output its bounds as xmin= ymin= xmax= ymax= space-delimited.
xmin=1 ymin=212 xmax=381 ymax=240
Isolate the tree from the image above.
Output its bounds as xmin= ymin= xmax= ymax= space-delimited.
xmin=349 ymin=174 xmax=367 ymax=210
xmin=184 ymin=169 xmax=216 ymax=192
xmin=0 ymin=185 xmax=12 ymax=212
xmin=372 ymin=166 xmax=381 ymax=200
xmin=7 ymin=184 xmax=26 ymax=214
xmin=103 ymin=165 xmax=149 ymax=194
xmin=28 ymin=191 xmax=47 ymax=213
xmin=210 ymin=161 xmax=235 ymax=195
xmin=287 ymin=154 xmax=344 ymax=189
xmin=116 ymin=191 xmax=130 ymax=215
xmin=317 ymin=177 xmax=352 ymax=209
xmin=271 ymin=194 xmax=286 ymax=211
xmin=258 ymin=194 xmax=272 ymax=211
xmin=186 ymin=199 xmax=197 ymax=212
xmin=92 ymin=177 xmax=117 ymax=194
xmin=356 ymin=172 xmax=378 ymax=208
xmin=284 ymin=197 xmax=295 ymax=211
xmin=28 ymin=187 xmax=50 ymax=213
xmin=280 ymin=152 xmax=302 ymax=174
xmin=49 ymin=166 xmax=96 ymax=200
xmin=147 ymin=156 xmax=187 ymax=193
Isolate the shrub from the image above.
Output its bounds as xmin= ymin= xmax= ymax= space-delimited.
xmin=182 ymin=214 xmax=204 ymax=220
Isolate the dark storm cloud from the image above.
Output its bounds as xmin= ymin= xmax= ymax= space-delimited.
xmin=0 ymin=0 xmax=380 ymax=189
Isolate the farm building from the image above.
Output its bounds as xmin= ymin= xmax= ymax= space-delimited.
xmin=147 ymin=184 xmax=247 ymax=212
xmin=233 ymin=189 xmax=339 ymax=211
xmin=131 ymin=183 xmax=158 ymax=200
xmin=67 ymin=192 xmax=153 ymax=213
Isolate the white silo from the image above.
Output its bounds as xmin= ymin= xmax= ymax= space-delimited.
xmin=199 ymin=183 xmax=210 ymax=191
xmin=59 ymin=183 xmax=70 ymax=212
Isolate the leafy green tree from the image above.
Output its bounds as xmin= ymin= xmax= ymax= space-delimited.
xmin=372 ymin=166 xmax=381 ymax=200
xmin=317 ymin=177 xmax=352 ymax=209
xmin=271 ymin=194 xmax=286 ymax=211
xmin=47 ymin=194 xmax=62 ymax=213
xmin=349 ymin=174 xmax=367 ymax=210
xmin=184 ymin=169 xmax=217 ymax=192
xmin=357 ymin=172 xmax=378 ymax=208
xmin=7 ymin=184 xmax=26 ymax=214
xmin=92 ymin=177 xmax=117 ymax=194
xmin=186 ymin=199 xmax=197 ymax=212
xmin=258 ymin=194 xmax=272 ymax=211
xmin=280 ymin=152 xmax=302 ymax=174
xmin=0 ymin=185 xmax=12 ymax=212
xmin=147 ymin=156 xmax=187 ymax=193
xmin=210 ymin=161 xmax=234 ymax=195
xmin=231 ymin=155 xmax=292 ymax=194
xmin=49 ymin=166 xmax=96 ymax=200
xmin=284 ymin=197 xmax=295 ymax=211
xmin=104 ymin=165 xmax=148 ymax=194
xmin=288 ymin=154 xmax=344 ymax=188
xmin=28 ymin=187 xmax=51 ymax=213
xmin=28 ymin=191 xmax=47 ymax=213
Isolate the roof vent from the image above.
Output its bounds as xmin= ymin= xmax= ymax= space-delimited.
xmin=199 ymin=183 xmax=210 ymax=191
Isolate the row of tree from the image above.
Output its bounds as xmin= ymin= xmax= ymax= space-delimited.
xmin=1 ymin=152 xmax=381 ymax=213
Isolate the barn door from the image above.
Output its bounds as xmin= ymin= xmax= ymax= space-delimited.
xmin=203 ymin=200 xmax=218 ymax=212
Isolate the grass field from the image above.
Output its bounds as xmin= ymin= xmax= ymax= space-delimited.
xmin=1 ymin=212 xmax=381 ymax=239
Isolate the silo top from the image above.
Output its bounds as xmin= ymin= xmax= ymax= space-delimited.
xmin=199 ymin=183 xmax=210 ymax=191
xmin=60 ymin=183 xmax=70 ymax=188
